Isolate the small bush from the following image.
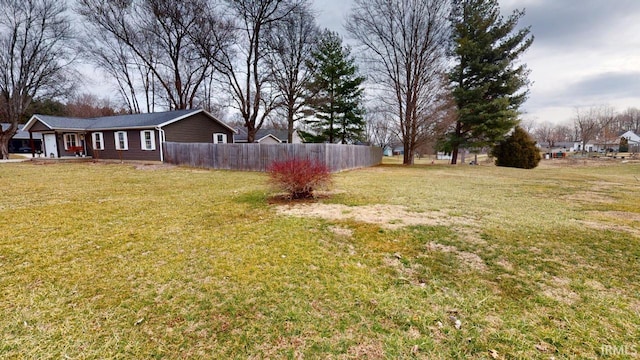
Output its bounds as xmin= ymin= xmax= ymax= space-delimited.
xmin=267 ymin=158 xmax=332 ymax=199
xmin=492 ymin=126 xmax=542 ymax=169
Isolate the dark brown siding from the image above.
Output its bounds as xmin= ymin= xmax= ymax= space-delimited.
xmin=30 ymin=121 xmax=52 ymax=132
xmin=163 ymin=113 xmax=233 ymax=143
xmin=57 ymin=132 xmax=88 ymax=157
xmin=87 ymin=129 xmax=161 ymax=161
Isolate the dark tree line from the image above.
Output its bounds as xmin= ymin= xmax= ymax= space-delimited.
xmin=0 ymin=0 xmax=534 ymax=160
xmin=77 ymin=0 xmax=364 ymax=144
xmin=0 ymin=0 xmax=74 ymax=159
xmin=347 ymin=0 xmax=532 ymax=165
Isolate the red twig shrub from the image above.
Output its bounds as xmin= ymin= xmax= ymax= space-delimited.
xmin=267 ymin=158 xmax=332 ymax=199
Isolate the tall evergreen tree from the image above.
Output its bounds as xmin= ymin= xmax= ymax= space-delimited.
xmin=445 ymin=0 xmax=533 ymax=164
xmin=304 ymin=30 xmax=365 ymax=144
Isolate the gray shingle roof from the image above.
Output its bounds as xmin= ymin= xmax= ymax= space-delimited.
xmin=26 ymin=109 xmax=205 ymax=131
xmin=87 ymin=109 xmax=199 ymax=129
xmin=1 ymin=123 xmax=42 ymax=139
xmin=234 ymin=127 xmax=289 ymax=142
xmin=32 ymin=115 xmax=97 ymax=130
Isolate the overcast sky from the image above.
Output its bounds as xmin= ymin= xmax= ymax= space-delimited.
xmin=313 ymin=0 xmax=640 ymax=125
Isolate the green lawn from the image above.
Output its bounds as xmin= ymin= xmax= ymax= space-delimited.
xmin=1 ymin=160 xmax=639 ymax=359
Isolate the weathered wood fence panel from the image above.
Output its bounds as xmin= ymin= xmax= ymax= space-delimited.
xmin=163 ymin=142 xmax=383 ymax=172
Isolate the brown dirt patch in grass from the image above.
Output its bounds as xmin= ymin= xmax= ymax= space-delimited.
xmin=426 ymin=242 xmax=488 ymax=272
xmin=453 ymin=226 xmax=487 ymax=245
xmin=275 ymin=203 xmax=476 ymax=230
xmin=495 ymin=259 xmax=515 ymax=272
xmin=575 ymin=220 xmax=640 ymax=238
xmin=588 ymin=211 xmax=640 ymax=223
xmin=329 ymin=226 xmax=353 ymax=238
xmin=540 ymin=276 xmax=579 ymax=305
xmin=540 ymin=158 xmax=630 ymax=168
xmin=561 ymin=192 xmax=616 ymax=204
xmin=267 ymin=193 xmax=334 ymax=205
xmin=584 ymin=279 xmax=606 ymax=291
xmin=343 ymin=341 xmax=384 ymax=360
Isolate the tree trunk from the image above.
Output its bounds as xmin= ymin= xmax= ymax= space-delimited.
xmin=287 ymin=107 xmax=294 ymax=143
xmin=0 ymin=132 xmax=11 ymax=159
xmin=247 ymin=129 xmax=256 ymax=143
xmin=451 ymin=146 xmax=459 ymax=165
xmin=403 ymin=143 xmax=414 ymax=165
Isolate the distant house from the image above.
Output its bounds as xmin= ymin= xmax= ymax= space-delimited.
xmin=22 ymin=109 xmax=235 ymax=161
xmin=575 ymin=130 xmax=640 ymax=153
xmin=1 ymin=123 xmax=43 ymax=153
xmin=541 ymin=130 xmax=640 ymax=154
xmin=620 ymin=130 xmax=640 ymax=152
xmin=392 ymin=146 xmax=404 ymax=156
xmin=233 ymin=127 xmax=303 ymax=144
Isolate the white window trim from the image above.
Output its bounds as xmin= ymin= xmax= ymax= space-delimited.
xmin=92 ymin=132 xmax=104 ymax=150
xmin=140 ymin=130 xmax=156 ymax=150
xmin=63 ymin=133 xmax=78 ymax=150
xmin=115 ymin=131 xmax=128 ymax=150
xmin=213 ymin=133 xmax=227 ymax=144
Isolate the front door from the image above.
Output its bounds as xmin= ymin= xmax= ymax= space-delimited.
xmin=43 ymin=134 xmax=58 ymax=158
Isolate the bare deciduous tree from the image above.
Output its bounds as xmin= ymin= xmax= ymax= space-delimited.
xmin=198 ymin=0 xmax=304 ymax=143
xmin=533 ymin=122 xmax=555 ymax=150
xmin=66 ymin=93 xmax=125 ymax=118
xmin=77 ymin=0 xmax=231 ymax=112
xmin=347 ymin=0 xmax=450 ymax=164
xmin=519 ymin=118 xmax=536 ymax=134
xmin=573 ymin=105 xmax=615 ymax=153
xmin=617 ymin=107 xmax=640 ymax=133
xmin=264 ymin=4 xmax=318 ymax=143
xmin=364 ymin=104 xmax=398 ymax=149
xmin=553 ymin=124 xmax=575 ymax=142
xmin=598 ymin=109 xmax=619 ymax=154
xmin=532 ymin=121 xmax=575 ymax=153
xmin=0 ymin=0 xmax=74 ymax=159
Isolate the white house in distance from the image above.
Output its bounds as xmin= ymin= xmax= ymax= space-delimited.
xmin=539 ymin=130 xmax=640 ymax=154
xmin=620 ymin=130 xmax=640 ymax=152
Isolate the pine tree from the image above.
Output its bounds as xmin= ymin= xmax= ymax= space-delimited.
xmin=492 ymin=126 xmax=541 ymax=169
xmin=445 ymin=0 xmax=533 ymax=164
xmin=304 ymin=30 xmax=365 ymax=144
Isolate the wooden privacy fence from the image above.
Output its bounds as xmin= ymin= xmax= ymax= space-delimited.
xmin=162 ymin=142 xmax=383 ymax=172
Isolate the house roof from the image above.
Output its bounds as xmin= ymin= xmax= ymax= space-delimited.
xmin=26 ymin=115 xmax=95 ymax=131
xmin=1 ymin=123 xmax=43 ymax=140
xmin=234 ymin=127 xmax=290 ymax=142
xmin=620 ymin=130 xmax=640 ymax=142
xmin=23 ymin=109 xmax=236 ymax=133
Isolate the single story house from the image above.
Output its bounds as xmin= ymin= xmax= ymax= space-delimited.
xmin=575 ymin=130 xmax=640 ymax=153
xmin=2 ymin=123 xmax=43 ymax=153
xmin=22 ymin=109 xmax=235 ymax=161
xmin=233 ymin=127 xmax=303 ymax=144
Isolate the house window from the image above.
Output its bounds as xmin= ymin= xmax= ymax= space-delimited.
xmin=92 ymin=132 xmax=104 ymax=150
xmin=64 ymin=133 xmax=78 ymax=150
xmin=115 ymin=131 xmax=128 ymax=150
xmin=140 ymin=130 xmax=156 ymax=150
xmin=213 ymin=133 xmax=226 ymax=144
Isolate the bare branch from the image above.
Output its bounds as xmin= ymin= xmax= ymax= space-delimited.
xmin=347 ymin=0 xmax=450 ymax=164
